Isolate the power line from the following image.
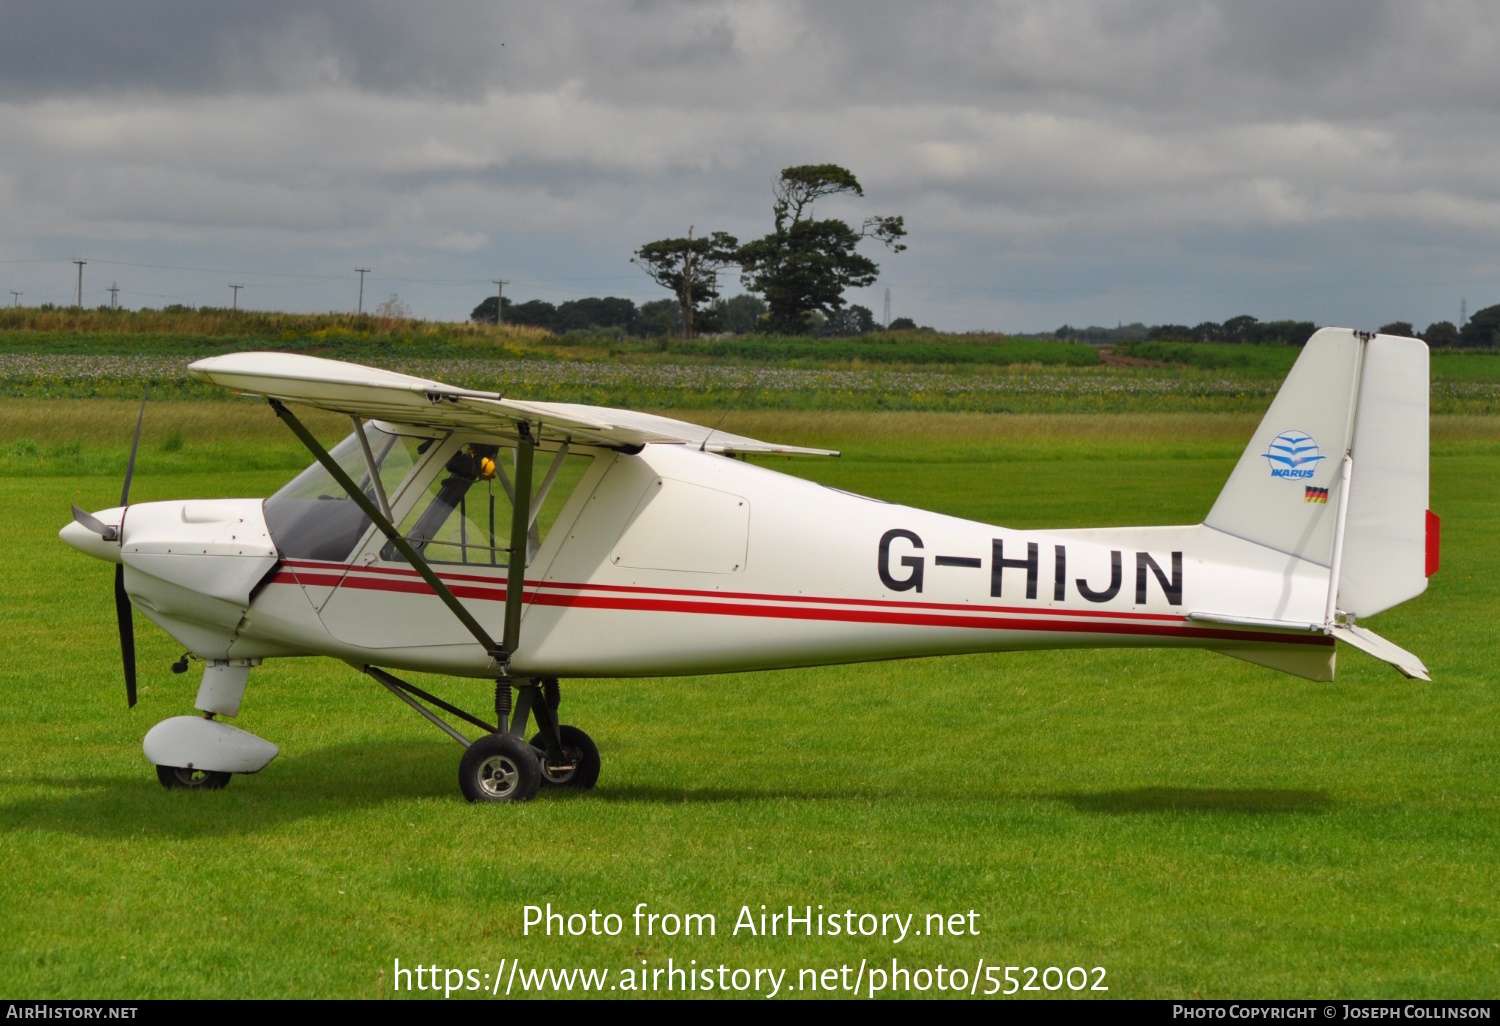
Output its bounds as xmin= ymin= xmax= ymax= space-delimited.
xmin=108 ymin=283 xmax=120 ymax=309
xmin=72 ymin=260 xmax=86 ymax=307
xmin=10 ymin=291 xmax=21 ymax=307
xmin=229 ymin=283 xmax=243 ymax=311
xmin=355 ymin=268 xmax=371 ymax=315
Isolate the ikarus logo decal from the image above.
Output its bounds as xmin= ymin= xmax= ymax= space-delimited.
xmin=1263 ymin=430 xmax=1326 ymax=480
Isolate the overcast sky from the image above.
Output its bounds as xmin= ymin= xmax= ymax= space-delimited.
xmin=2 ymin=0 xmax=1498 ymax=332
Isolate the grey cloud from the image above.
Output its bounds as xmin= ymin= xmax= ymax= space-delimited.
xmin=1 ymin=1 xmax=1493 ymax=115
xmin=1 ymin=1 xmax=1499 ymax=331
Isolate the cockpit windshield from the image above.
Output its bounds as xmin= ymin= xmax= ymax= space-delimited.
xmin=263 ymin=424 xmax=434 ymax=561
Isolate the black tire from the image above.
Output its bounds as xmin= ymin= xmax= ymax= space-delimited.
xmin=459 ymin=733 xmax=541 ymax=803
xmin=156 ymin=764 xmax=231 ymax=791
xmin=528 ymin=725 xmax=601 ymax=790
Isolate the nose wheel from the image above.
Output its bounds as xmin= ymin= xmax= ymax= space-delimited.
xmin=156 ymin=764 xmax=232 ymax=790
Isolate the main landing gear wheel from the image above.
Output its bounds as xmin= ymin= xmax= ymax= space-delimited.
xmin=529 ymin=725 xmax=601 ymax=790
xmin=459 ymin=733 xmax=541 ymax=803
xmin=156 ymin=765 xmax=231 ymax=791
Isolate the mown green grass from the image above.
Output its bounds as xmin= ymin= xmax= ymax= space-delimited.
xmin=0 ymin=405 xmax=1496 ymax=999
xmin=1115 ymin=340 xmax=1304 ymax=375
xmin=1119 ymin=340 xmax=1500 ymax=383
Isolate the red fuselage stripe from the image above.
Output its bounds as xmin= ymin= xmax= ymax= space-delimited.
xmin=278 ymin=559 xmax=1186 ymax=623
xmin=271 ymin=568 xmax=1330 ymax=648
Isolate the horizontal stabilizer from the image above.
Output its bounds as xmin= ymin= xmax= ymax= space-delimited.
xmin=1328 ymin=623 xmax=1430 ymax=681
xmin=1190 ymin=610 xmax=1428 ymax=681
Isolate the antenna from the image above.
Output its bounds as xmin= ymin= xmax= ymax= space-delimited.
xmin=108 ymin=283 xmax=120 ymax=309
xmin=355 ymin=268 xmax=371 ymax=315
xmin=491 ymin=279 xmax=509 ymax=326
xmin=229 ymin=283 xmax=243 ymax=311
xmin=72 ymin=260 xmax=86 ymax=307
xmin=883 ymin=287 xmax=891 ymax=329
xmin=698 ymin=362 xmax=770 ymax=454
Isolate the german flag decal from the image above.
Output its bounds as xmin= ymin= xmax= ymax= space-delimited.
xmin=1305 ymin=486 xmax=1329 ymax=503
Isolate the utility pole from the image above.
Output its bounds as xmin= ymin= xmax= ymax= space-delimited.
xmin=229 ymin=284 xmax=243 ymax=311
xmin=883 ymin=287 xmax=891 ymax=329
xmin=72 ymin=260 xmax=86 ymax=307
xmin=355 ymin=268 xmax=371 ymax=315
xmin=682 ymin=225 xmax=694 ymax=340
xmin=491 ymin=279 xmax=508 ymax=326
xmin=10 ymin=291 xmax=22 ymax=308
xmin=108 ymin=283 xmax=120 ymax=309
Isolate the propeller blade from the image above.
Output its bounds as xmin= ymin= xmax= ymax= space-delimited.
xmin=115 ymin=564 xmax=137 ymax=708
xmin=120 ymin=389 xmax=147 ymax=507
xmin=70 ymin=504 xmax=118 ymax=541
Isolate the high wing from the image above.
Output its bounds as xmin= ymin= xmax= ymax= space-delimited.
xmin=188 ymin=351 xmax=838 ymax=457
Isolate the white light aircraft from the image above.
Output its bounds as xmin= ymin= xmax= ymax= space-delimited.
xmin=60 ymin=328 xmax=1438 ymax=802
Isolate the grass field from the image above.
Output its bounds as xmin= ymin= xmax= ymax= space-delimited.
xmin=1 ymin=403 xmax=1497 ymax=999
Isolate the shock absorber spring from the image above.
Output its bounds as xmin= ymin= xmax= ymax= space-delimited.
xmin=495 ymin=680 xmax=512 ymax=732
xmin=543 ymin=678 xmax=560 ymax=712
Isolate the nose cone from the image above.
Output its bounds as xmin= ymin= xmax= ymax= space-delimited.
xmin=60 ymin=507 xmax=125 ymax=564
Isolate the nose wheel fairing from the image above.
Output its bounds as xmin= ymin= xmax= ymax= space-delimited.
xmin=143 ymin=716 xmax=280 ymax=776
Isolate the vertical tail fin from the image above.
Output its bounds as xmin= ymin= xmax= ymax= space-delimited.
xmin=1204 ymin=327 xmax=1430 ymax=617
xmin=1205 ymin=327 xmax=1365 ymax=568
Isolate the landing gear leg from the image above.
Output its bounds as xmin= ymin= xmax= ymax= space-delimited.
xmin=424 ymin=673 xmax=597 ymax=802
xmin=525 ymin=678 xmax=601 ymax=790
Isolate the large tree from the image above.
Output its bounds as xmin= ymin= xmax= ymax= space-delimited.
xmin=736 ymin=164 xmax=906 ymax=333
xmin=632 ymin=228 xmax=739 ymax=338
xmin=1422 ymin=320 xmax=1458 ymax=347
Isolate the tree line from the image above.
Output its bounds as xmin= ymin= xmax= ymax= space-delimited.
xmin=1054 ymin=309 xmax=1500 ymax=348
xmin=468 ymin=292 xmax=906 ymax=339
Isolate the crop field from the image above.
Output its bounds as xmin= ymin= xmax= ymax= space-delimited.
xmin=1 ymin=401 xmax=1497 ymax=999
xmin=3 ymin=311 xmax=1499 ymax=416
xmin=2 ymin=349 xmax=1498 ymax=415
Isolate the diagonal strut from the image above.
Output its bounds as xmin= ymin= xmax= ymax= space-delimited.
xmin=268 ymin=398 xmax=509 ymax=668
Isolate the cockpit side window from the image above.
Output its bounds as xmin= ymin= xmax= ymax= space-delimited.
xmin=264 ymin=425 xmax=435 ymax=561
xmin=383 ymin=443 xmax=592 ymax=567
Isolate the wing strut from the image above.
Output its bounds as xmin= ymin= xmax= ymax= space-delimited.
xmin=268 ymin=399 xmax=510 ymax=670
xmin=503 ymin=422 xmax=535 ymax=657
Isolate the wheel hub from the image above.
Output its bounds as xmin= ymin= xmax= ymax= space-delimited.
xmin=540 ymin=747 xmax=580 ymax=783
xmin=478 ymin=755 xmax=520 ymax=798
